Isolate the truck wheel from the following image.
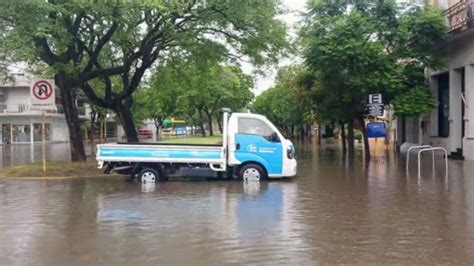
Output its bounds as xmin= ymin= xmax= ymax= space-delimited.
xmin=138 ymin=168 xmax=164 ymax=183
xmin=239 ymin=164 xmax=267 ymax=181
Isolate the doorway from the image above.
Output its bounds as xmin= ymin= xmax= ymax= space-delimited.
xmin=2 ymin=124 xmax=11 ymax=144
xmin=437 ymin=73 xmax=449 ymax=138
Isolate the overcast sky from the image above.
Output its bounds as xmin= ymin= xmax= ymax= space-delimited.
xmin=246 ymin=0 xmax=307 ymax=95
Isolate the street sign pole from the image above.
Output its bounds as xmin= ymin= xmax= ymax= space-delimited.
xmin=42 ymin=111 xmax=46 ymax=173
xmin=30 ymin=79 xmax=55 ymax=174
xmin=100 ymin=116 xmax=104 ymax=144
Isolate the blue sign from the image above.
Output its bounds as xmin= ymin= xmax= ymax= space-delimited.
xmin=366 ymin=122 xmax=386 ymax=138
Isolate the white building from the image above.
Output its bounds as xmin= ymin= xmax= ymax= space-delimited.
xmin=400 ymin=0 xmax=474 ymax=160
xmin=0 ymin=73 xmax=87 ymax=144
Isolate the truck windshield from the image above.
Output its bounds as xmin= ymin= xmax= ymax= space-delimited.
xmin=238 ymin=117 xmax=279 ymax=141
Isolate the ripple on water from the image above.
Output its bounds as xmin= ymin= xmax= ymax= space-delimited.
xmin=1 ymin=143 xmax=474 ymax=264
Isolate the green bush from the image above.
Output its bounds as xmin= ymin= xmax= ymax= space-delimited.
xmin=354 ymin=130 xmax=362 ymax=140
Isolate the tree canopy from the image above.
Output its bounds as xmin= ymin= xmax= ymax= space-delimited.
xmin=301 ymin=0 xmax=447 ymax=159
xmin=1 ymin=0 xmax=287 ymax=160
xmin=134 ymin=57 xmax=254 ymax=136
xmin=252 ymin=65 xmax=312 ymax=135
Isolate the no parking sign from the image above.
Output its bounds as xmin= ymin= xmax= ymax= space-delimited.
xmin=31 ymin=80 xmax=56 ymax=110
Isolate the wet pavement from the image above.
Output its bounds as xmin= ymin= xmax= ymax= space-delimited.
xmin=1 ymin=141 xmax=474 ymax=265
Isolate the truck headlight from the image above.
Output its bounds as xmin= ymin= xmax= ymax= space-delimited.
xmin=287 ymin=145 xmax=295 ymax=159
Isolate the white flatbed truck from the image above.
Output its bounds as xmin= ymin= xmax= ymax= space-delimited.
xmin=96 ymin=109 xmax=297 ymax=181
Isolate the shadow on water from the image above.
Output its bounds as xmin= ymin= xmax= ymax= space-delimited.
xmin=1 ymin=139 xmax=474 ymax=264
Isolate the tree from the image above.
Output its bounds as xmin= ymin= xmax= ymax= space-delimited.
xmin=77 ymin=0 xmax=286 ymax=142
xmin=1 ymin=0 xmax=287 ymax=160
xmin=178 ymin=62 xmax=254 ymax=136
xmin=302 ymin=1 xmax=447 ymax=160
xmin=133 ymin=62 xmax=184 ymax=136
xmin=134 ymin=56 xmax=254 ymax=137
xmin=252 ymin=65 xmax=315 ymax=138
xmin=252 ymin=85 xmax=304 ymax=137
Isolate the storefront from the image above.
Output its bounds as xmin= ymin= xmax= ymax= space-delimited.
xmin=0 ymin=114 xmax=68 ymax=144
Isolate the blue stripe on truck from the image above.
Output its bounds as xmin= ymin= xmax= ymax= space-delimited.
xmin=99 ymin=147 xmax=222 ymax=159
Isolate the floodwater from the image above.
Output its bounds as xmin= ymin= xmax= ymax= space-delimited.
xmin=0 ymin=142 xmax=84 ymax=168
xmin=1 ymin=141 xmax=474 ymax=265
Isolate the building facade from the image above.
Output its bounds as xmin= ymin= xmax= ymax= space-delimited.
xmin=400 ymin=0 xmax=474 ymax=160
xmin=0 ymin=73 xmax=87 ymax=144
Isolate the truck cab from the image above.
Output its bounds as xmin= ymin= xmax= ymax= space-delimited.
xmin=227 ymin=113 xmax=297 ymax=179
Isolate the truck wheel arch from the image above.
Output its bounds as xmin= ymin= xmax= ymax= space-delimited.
xmin=135 ymin=163 xmax=167 ymax=181
xmin=237 ymin=161 xmax=268 ymax=180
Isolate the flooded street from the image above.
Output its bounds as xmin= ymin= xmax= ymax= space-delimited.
xmin=1 ymin=141 xmax=474 ymax=265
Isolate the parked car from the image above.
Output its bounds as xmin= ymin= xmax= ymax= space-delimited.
xmin=138 ymin=129 xmax=153 ymax=139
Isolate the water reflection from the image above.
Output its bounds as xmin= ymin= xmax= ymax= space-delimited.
xmin=141 ymin=182 xmax=156 ymax=193
xmin=1 ymin=142 xmax=474 ymax=264
xmin=0 ymin=143 xmax=77 ymax=168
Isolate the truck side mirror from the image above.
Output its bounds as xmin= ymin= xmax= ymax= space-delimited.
xmin=270 ymin=132 xmax=280 ymax=142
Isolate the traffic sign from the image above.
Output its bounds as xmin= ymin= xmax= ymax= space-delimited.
xmin=369 ymin=94 xmax=382 ymax=104
xmin=32 ymin=80 xmax=53 ymax=100
xmin=30 ymin=79 xmax=56 ymax=111
xmin=367 ymin=94 xmax=384 ymax=117
xmin=368 ymin=104 xmax=384 ymax=117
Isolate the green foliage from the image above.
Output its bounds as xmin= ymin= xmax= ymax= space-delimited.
xmin=391 ymin=87 xmax=437 ymax=117
xmin=302 ymin=1 xmax=448 ymax=119
xmin=253 ymin=86 xmax=302 ymax=128
xmin=134 ymin=56 xmax=254 ymax=128
xmin=1 ymin=0 xmax=288 ymax=80
xmin=1 ymin=0 xmax=287 ymax=136
xmin=132 ymin=61 xmax=183 ymax=127
xmin=252 ymin=65 xmax=312 ymax=128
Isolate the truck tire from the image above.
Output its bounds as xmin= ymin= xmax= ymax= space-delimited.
xmin=138 ymin=168 xmax=165 ymax=183
xmin=239 ymin=164 xmax=267 ymax=181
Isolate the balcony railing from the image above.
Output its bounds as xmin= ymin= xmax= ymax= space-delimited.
xmin=443 ymin=0 xmax=474 ymax=32
xmin=57 ymin=105 xmax=86 ymax=116
xmin=0 ymin=104 xmax=31 ymax=113
xmin=0 ymin=104 xmax=61 ymax=114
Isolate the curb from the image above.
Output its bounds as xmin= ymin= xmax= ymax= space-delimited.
xmin=0 ymin=174 xmax=117 ymax=180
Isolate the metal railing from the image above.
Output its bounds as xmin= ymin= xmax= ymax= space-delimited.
xmin=417 ymin=147 xmax=448 ymax=179
xmin=443 ymin=0 xmax=474 ymax=32
xmin=0 ymin=104 xmax=30 ymax=113
xmin=406 ymin=145 xmax=448 ymax=179
xmin=406 ymin=145 xmax=432 ymax=173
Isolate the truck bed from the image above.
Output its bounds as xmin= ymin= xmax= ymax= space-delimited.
xmin=116 ymin=142 xmax=222 ymax=147
xmin=97 ymin=143 xmax=225 ymax=164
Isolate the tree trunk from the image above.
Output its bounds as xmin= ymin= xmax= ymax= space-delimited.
xmin=401 ymin=115 xmax=406 ymax=144
xmin=317 ymin=124 xmax=322 ymax=145
xmin=300 ymin=124 xmax=304 ymax=140
xmin=204 ymin=110 xmax=214 ymax=136
xmin=89 ymin=111 xmax=97 ymax=158
xmin=197 ymin=110 xmax=206 ymax=137
xmin=217 ymin=113 xmax=223 ymax=134
xmin=56 ymin=76 xmax=87 ymax=161
xmin=340 ymin=121 xmax=347 ymax=155
xmin=199 ymin=122 xmax=206 ymax=137
xmin=115 ymin=99 xmax=138 ymax=143
xmin=358 ymin=116 xmax=371 ymax=162
xmin=347 ymin=119 xmax=355 ymax=159
xmin=154 ymin=117 xmax=163 ymax=140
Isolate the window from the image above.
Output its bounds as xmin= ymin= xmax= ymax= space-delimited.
xmin=33 ymin=123 xmax=51 ymax=141
xmin=238 ymin=117 xmax=277 ymax=140
xmin=438 ymin=73 xmax=449 ymax=137
xmin=12 ymin=125 xmax=30 ymax=143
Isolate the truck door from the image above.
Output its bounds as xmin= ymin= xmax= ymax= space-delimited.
xmin=234 ymin=117 xmax=283 ymax=175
